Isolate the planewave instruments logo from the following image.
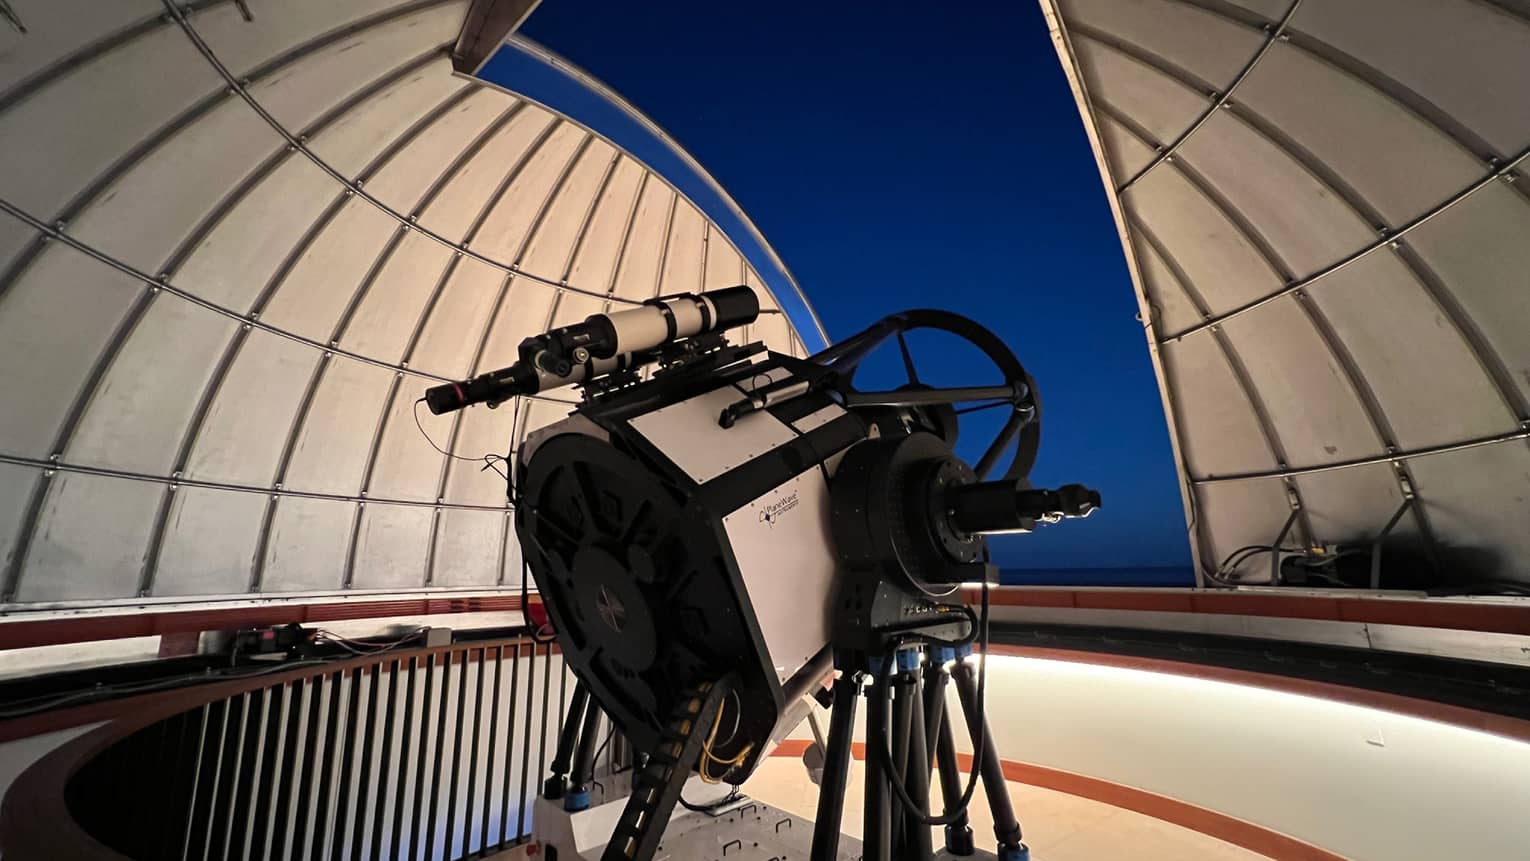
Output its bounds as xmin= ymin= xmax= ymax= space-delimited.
xmin=758 ymin=491 xmax=800 ymax=527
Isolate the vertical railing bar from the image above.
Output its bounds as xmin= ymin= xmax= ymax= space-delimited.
xmin=366 ymin=659 xmax=400 ymax=861
xmin=463 ymin=647 xmax=487 ymax=855
xmin=181 ymin=704 xmax=212 ymax=861
xmin=299 ymin=673 xmax=338 ymax=860
xmin=516 ymin=643 xmax=537 ymax=843
xmin=534 ymin=645 xmax=552 ymax=833
xmin=423 ymin=649 xmax=456 ymax=861
xmin=443 ymin=651 xmax=471 ymax=856
xmin=481 ymin=645 xmax=503 ymax=851
xmin=205 ymin=696 xmax=235 ymax=861
xmin=443 ymin=651 xmax=469 ymax=859
xmin=408 ymin=653 xmax=438 ymax=861
xmin=216 ymin=692 xmax=252 ymax=861
xmin=260 ymin=682 xmax=296 ymax=861
xmin=388 ymin=656 xmax=421 ymax=861
xmin=279 ymin=678 xmax=318 ymax=861
xmin=344 ymin=664 xmax=380 ymax=861
xmin=322 ymin=668 xmax=361 ymax=861
xmin=240 ymin=688 xmax=273 ymax=861
xmin=499 ymin=642 xmax=522 ymax=848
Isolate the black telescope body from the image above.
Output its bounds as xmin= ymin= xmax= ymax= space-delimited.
xmin=420 ymin=284 xmax=1098 ymax=861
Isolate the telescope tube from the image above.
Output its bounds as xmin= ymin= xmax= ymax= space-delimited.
xmin=423 ymin=285 xmax=759 ymax=414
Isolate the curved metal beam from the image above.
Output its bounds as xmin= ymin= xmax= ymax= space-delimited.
xmin=1195 ymin=428 xmax=1530 ymax=484
xmin=1099 ymin=99 xmax=1440 ymax=556
xmin=419 ymin=134 xmax=599 ymax=587
xmin=0 ymin=452 xmax=511 ymax=514
xmin=0 ymin=0 xmax=231 ymax=113
xmin=1037 ymin=0 xmax=1209 ymax=580
xmin=250 ymin=102 xmax=533 ymax=595
xmin=1160 ymin=151 xmax=1529 ymax=343
xmin=1 ymin=71 xmax=424 ymax=598
xmin=1069 ymin=28 xmax=1530 ymax=431
xmin=163 ymin=1 xmax=644 ymax=309
xmin=504 ymin=35 xmax=829 ymax=348
xmin=1130 ymin=217 xmax=1316 ymax=551
xmin=1100 ymin=93 xmax=1452 ymax=570
xmin=423 ymin=143 xmax=621 ymax=587
xmin=1116 ymin=0 xmax=1303 ymax=193
xmin=16 ymin=44 xmax=451 ymax=601
xmin=342 ymin=118 xmax=570 ymax=590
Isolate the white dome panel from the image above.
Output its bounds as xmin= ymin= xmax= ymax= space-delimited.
xmin=1043 ymin=0 xmax=1530 ymax=585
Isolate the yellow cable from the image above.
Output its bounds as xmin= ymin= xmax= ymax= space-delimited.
xmin=697 ymin=696 xmax=753 ymax=784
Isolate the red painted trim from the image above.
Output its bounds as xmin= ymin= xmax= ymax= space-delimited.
xmin=0 ymin=594 xmax=531 ymax=652
xmin=985 ymin=644 xmax=1530 ymax=744
xmin=967 ymin=587 xmax=1530 ymax=636
xmin=768 ymin=740 xmax=1343 ymax=860
xmin=5 ymin=586 xmax=1527 ymax=654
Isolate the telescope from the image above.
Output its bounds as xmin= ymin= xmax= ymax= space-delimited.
xmin=426 ymin=286 xmax=1099 ymax=861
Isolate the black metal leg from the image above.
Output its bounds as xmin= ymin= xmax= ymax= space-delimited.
xmin=922 ymin=660 xmax=949 ymax=763
xmin=810 ymin=671 xmax=861 ymax=861
xmin=889 ymin=663 xmax=915 ymax=843
xmin=545 ymin=681 xmax=589 ymax=799
xmin=904 ymin=668 xmax=935 ymax=861
xmin=863 ymin=675 xmax=892 ymax=861
xmin=935 ymin=707 xmax=975 ymax=855
xmin=952 ymin=659 xmax=1023 ymax=855
xmin=566 ymin=697 xmax=604 ymax=809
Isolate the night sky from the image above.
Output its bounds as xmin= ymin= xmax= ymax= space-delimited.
xmin=493 ymin=1 xmax=1192 ymax=583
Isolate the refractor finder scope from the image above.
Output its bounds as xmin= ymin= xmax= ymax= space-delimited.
xmin=423 ymin=285 xmax=760 ymax=415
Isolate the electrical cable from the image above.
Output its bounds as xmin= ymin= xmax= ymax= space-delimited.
xmin=1207 ymin=543 xmax=1303 ymax=585
xmin=415 ymin=395 xmax=561 ymax=644
xmin=698 ymin=691 xmax=754 ymax=784
xmin=0 ymin=657 xmax=335 ymax=719
xmin=867 ymin=575 xmax=992 ymax=826
xmin=311 ymin=627 xmax=427 ymax=656
xmin=413 ymin=398 xmax=511 ymax=483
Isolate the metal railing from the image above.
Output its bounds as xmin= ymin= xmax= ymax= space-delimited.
xmin=4 ymin=632 xmax=572 ymax=860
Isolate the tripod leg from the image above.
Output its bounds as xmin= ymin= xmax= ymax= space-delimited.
xmin=934 ymin=708 xmax=975 ymax=855
xmin=544 ymin=681 xmax=590 ymax=799
xmin=922 ymin=657 xmax=949 ymax=765
xmin=889 ymin=658 xmax=915 ymax=842
xmin=903 ymin=666 xmax=936 ymax=861
xmin=566 ymin=698 xmax=605 ymax=810
xmin=810 ymin=670 xmax=862 ymax=861
xmin=952 ymin=658 xmax=1026 ymax=859
xmin=863 ymin=674 xmax=892 ymax=861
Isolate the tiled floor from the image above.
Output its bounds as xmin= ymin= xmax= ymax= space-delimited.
xmin=487 ymin=759 xmax=1267 ymax=860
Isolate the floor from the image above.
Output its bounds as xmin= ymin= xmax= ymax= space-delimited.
xmin=742 ymin=758 xmax=1266 ymax=861
xmin=486 ymin=759 xmax=1266 ymax=860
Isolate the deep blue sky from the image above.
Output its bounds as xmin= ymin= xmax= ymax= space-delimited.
xmin=499 ymin=1 xmax=1192 ymax=582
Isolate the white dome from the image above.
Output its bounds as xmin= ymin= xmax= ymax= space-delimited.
xmin=1043 ymin=0 xmax=1530 ymax=586
xmin=0 ymin=0 xmax=813 ymax=609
